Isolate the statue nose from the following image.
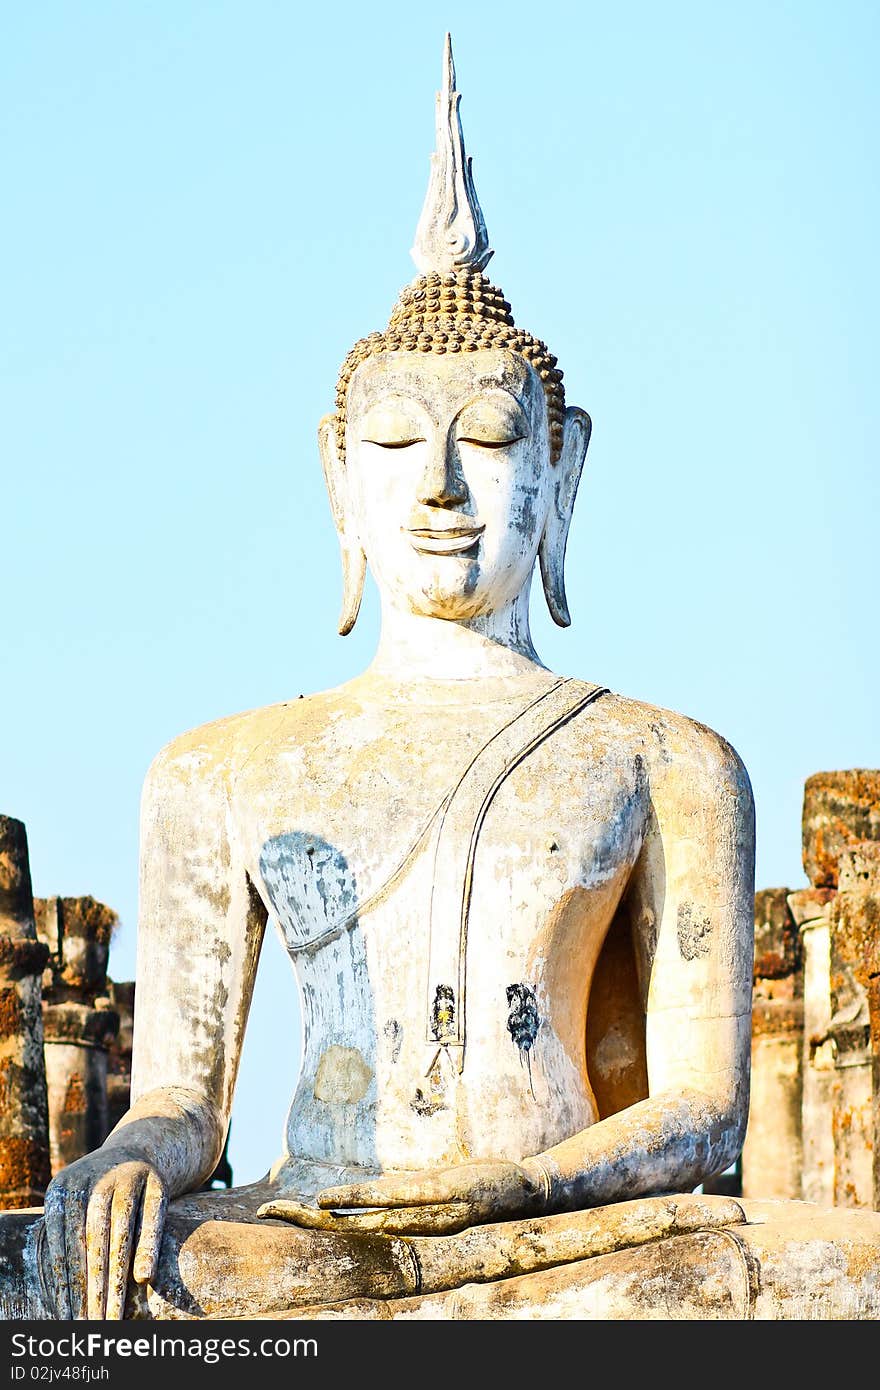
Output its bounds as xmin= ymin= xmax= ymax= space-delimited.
xmin=416 ymin=434 xmax=468 ymax=507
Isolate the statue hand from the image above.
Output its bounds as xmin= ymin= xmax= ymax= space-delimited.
xmin=42 ymin=1150 xmax=168 ymax=1320
xmin=257 ymin=1159 xmax=546 ymax=1235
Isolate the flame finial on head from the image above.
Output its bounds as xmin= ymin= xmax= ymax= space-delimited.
xmin=411 ymin=34 xmax=493 ymax=275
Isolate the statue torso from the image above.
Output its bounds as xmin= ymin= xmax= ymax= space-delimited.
xmin=227 ymin=670 xmax=651 ymax=1180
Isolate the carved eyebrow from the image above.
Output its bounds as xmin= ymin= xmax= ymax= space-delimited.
xmin=455 ymin=393 xmax=530 ymax=441
xmin=359 ymin=400 xmax=427 ymax=446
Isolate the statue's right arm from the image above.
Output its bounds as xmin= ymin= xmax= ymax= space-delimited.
xmin=42 ymin=726 xmax=267 ymax=1320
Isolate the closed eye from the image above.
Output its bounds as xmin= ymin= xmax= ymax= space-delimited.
xmin=457 ymin=435 xmax=525 ymax=449
xmin=363 ymin=437 xmax=425 ymax=449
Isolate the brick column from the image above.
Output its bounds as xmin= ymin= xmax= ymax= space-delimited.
xmin=802 ymin=770 xmax=880 ymax=890
xmin=789 ymin=887 xmax=837 ymax=1206
xmin=830 ymin=842 xmax=880 ymax=1209
xmin=0 ymin=816 xmax=50 ymax=1209
xmin=741 ymin=888 xmax=804 ymax=1199
xmin=799 ymin=770 xmax=880 ymax=1210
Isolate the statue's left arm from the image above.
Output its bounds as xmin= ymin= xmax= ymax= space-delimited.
xmin=521 ymin=717 xmax=756 ymax=1209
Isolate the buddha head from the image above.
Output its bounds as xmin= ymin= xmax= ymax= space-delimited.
xmin=319 ymin=37 xmax=590 ymax=638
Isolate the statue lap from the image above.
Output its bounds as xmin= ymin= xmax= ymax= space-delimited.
xmin=3 ymin=1192 xmax=879 ymax=1320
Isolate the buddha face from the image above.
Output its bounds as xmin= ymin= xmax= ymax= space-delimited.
xmin=320 ymin=349 xmax=590 ymax=634
xmin=347 ymin=349 xmax=553 ymax=621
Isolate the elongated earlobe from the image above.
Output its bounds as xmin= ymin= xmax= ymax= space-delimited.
xmin=336 ymin=544 xmax=367 ymax=637
xmin=539 ymin=407 xmax=591 ymax=627
xmin=318 ymin=415 xmax=366 ymax=635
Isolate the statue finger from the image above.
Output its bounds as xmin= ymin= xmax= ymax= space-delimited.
xmin=133 ymin=1172 xmax=167 ymax=1285
xmin=359 ymin=1201 xmax=472 ymax=1235
xmin=258 ymin=1198 xmax=471 ymax=1234
xmin=85 ymin=1185 xmax=113 ymax=1320
xmin=64 ymin=1187 xmax=89 ymax=1321
xmin=257 ymin=1200 xmax=342 ymax=1229
xmin=42 ymin=1187 xmax=72 ymax=1320
xmin=316 ymin=1174 xmax=452 ymax=1209
xmin=257 ymin=1199 xmax=411 ymax=1232
xmin=314 ymin=1181 xmax=389 ymax=1209
xmin=105 ymin=1178 xmax=142 ymax=1320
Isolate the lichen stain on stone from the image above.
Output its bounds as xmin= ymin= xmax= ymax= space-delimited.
xmin=0 ymin=850 xmax=20 ymax=896
xmin=846 ymin=1239 xmax=880 ymax=1283
xmin=0 ymin=988 xmax=23 ymax=1040
xmin=506 ymin=983 xmax=540 ymax=1099
xmin=506 ymin=983 xmax=539 ymax=1054
xmin=648 ymin=721 xmax=673 ymax=765
xmin=411 ymin=1054 xmax=447 ymax=1116
xmin=0 ymin=1136 xmax=50 ymax=1194
xmin=677 ymin=903 xmax=712 ymax=961
xmin=430 ymin=985 xmax=455 ymax=1042
xmin=313 ymin=1045 xmax=373 ymax=1104
xmin=514 ymin=485 xmax=538 ymax=540
xmin=411 ymin=1087 xmax=447 ymax=1117
xmin=383 ymin=1019 xmax=402 ymax=1063
xmin=63 ymin=1073 xmax=87 ymax=1115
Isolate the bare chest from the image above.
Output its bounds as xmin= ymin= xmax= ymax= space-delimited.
xmin=233 ymin=694 xmax=648 ymax=1166
xmin=232 ymin=694 xmax=648 ymax=965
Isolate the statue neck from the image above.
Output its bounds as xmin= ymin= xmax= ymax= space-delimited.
xmin=370 ymin=586 xmax=544 ymax=682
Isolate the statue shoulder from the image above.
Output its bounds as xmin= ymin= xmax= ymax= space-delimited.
xmin=142 ymin=698 xmax=301 ymax=797
xmin=602 ymin=690 xmax=754 ymax=810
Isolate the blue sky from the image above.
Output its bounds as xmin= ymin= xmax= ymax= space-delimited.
xmin=3 ymin=2 xmax=878 ymax=1183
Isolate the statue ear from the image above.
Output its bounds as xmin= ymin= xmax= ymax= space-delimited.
xmin=539 ymin=406 xmax=591 ymax=627
xmin=318 ymin=414 xmax=366 ymax=636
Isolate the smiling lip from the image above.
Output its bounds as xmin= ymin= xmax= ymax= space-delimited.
xmin=406 ymin=524 xmax=485 ymax=555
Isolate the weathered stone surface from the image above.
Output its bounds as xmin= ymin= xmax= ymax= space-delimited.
xmin=787 ymin=886 xmax=836 ymax=929
xmin=42 ymin=1013 xmax=119 ymax=1175
xmin=828 ymin=841 xmax=880 ymax=1210
xmin=0 ymin=817 xmax=50 ymax=1209
xmin=35 ymin=897 xmax=120 ymax=1175
xmin=775 ymin=835 xmax=880 ymax=1212
xmin=105 ymin=980 xmax=134 ymax=1134
xmin=839 ymin=840 xmax=880 ymax=903
xmin=271 ymin=1201 xmax=880 ymax=1320
xmin=742 ymin=889 xmax=803 ymax=1200
xmin=796 ymin=892 xmax=836 ymax=1207
xmin=35 ymin=896 xmax=118 ymax=997
xmin=867 ymin=973 xmax=873 ymax=1212
xmin=742 ymin=1007 xmax=803 ymax=1200
xmin=753 ymin=886 xmax=801 ymax=979
xmin=828 ymin=907 xmax=873 ymax=1208
xmin=802 ymin=769 xmax=880 ymax=889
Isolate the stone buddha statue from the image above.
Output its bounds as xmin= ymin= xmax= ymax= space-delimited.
xmin=3 ymin=37 xmax=879 ymax=1321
